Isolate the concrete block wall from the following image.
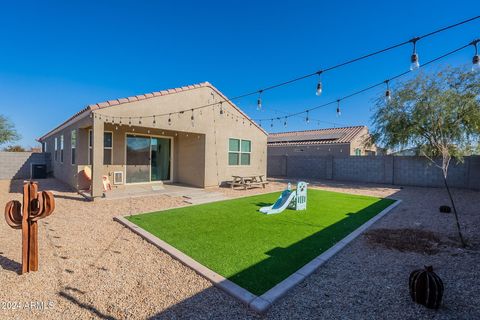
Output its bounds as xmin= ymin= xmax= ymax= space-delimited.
xmin=0 ymin=152 xmax=51 ymax=180
xmin=267 ymin=155 xmax=480 ymax=190
xmin=333 ymin=157 xmax=387 ymax=184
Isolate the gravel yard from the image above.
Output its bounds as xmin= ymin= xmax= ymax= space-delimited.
xmin=0 ymin=178 xmax=479 ymax=319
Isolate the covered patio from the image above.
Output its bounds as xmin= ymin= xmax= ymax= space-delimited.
xmin=38 ymin=82 xmax=268 ymax=200
xmin=75 ymin=118 xmax=207 ymax=199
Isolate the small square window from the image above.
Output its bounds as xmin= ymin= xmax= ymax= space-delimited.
xmin=241 ymin=140 xmax=251 ymax=152
xmin=228 ymin=152 xmax=239 ymax=165
xmin=240 ymin=153 xmax=250 ymax=165
xmin=229 ymin=139 xmax=240 ymax=152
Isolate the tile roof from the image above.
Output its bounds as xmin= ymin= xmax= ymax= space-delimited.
xmin=38 ymin=82 xmax=266 ymax=141
xmin=267 ymin=126 xmax=367 ymax=146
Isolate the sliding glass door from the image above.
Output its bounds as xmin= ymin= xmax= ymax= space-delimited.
xmin=151 ymin=137 xmax=171 ymax=181
xmin=126 ymin=135 xmax=171 ymax=184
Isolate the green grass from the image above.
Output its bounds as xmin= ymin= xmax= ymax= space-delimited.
xmin=127 ymin=189 xmax=395 ymax=295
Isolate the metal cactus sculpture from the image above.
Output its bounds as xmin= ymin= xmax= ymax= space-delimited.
xmin=4 ymin=181 xmax=55 ymax=273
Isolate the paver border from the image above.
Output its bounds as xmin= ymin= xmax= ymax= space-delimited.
xmin=114 ymin=198 xmax=402 ymax=314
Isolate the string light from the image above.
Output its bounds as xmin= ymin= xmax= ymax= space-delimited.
xmin=385 ymin=80 xmax=392 ymax=103
xmin=128 ymin=118 xmax=132 ymax=127
xmin=306 ymin=110 xmax=310 ymax=124
xmin=153 ymin=116 xmax=156 ymax=125
xmin=283 ymin=116 xmax=287 ymax=127
xmin=336 ymin=100 xmax=341 ymax=117
xmin=219 ymin=102 xmax=224 ymax=115
xmin=472 ymin=39 xmax=480 ymax=72
xmin=410 ymin=37 xmax=420 ymax=70
xmin=88 ymin=17 xmax=480 ymax=130
xmin=138 ymin=117 xmax=142 ymax=125
xmin=255 ymin=40 xmax=474 ymax=124
xmin=257 ymin=90 xmax=263 ymax=110
xmin=271 ymin=119 xmax=274 ymax=128
xmin=168 ymin=113 xmax=172 ymax=125
xmin=316 ymin=71 xmax=323 ymax=96
xmin=190 ymin=109 xmax=195 ymax=127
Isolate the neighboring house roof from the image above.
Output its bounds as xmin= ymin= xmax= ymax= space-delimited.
xmin=38 ymin=81 xmax=266 ymax=141
xmin=267 ymin=126 xmax=367 ymax=146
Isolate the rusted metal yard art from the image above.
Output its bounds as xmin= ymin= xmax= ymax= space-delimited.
xmin=4 ymin=181 xmax=55 ymax=273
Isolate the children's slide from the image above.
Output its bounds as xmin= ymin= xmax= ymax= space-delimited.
xmin=259 ymin=182 xmax=308 ymax=215
xmin=259 ymin=188 xmax=296 ymax=215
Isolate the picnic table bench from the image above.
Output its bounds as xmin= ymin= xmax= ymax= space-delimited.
xmin=228 ymin=175 xmax=269 ymax=190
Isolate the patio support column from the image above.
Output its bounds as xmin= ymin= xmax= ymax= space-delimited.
xmin=91 ymin=116 xmax=104 ymax=198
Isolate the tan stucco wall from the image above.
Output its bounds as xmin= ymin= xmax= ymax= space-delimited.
xmin=42 ymin=115 xmax=91 ymax=189
xmin=349 ymin=127 xmax=378 ymax=155
xmin=40 ymin=85 xmax=267 ymax=190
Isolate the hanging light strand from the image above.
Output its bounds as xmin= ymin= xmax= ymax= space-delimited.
xmin=91 ymin=16 xmax=479 ymax=122
xmin=254 ymin=41 xmax=473 ymax=122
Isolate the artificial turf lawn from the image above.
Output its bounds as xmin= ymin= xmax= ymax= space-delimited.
xmin=127 ymin=189 xmax=395 ymax=295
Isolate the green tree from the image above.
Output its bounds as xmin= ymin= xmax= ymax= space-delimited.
xmin=0 ymin=115 xmax=20 ymax=145
xmin=371 ymin=67 xmax=480 ymax=247
xmin=3 ymin=145 xmax=26 ymax=152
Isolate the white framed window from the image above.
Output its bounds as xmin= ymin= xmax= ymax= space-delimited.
xmin=104 ymin=131 xmax=113 ymax=165
xmin=88 ymin=129 xmax=93 ymax=165
xmin=54 ymin=137 xmax=58 ymax=161
xmin=354 ymin=148 xmax=361 ymax=156
xmin=60 ymin=135 xmax=64 ymax=163
xmin=71 ymin=130 xmax=77 ymax=165
xmin=228 ymin=138 xmax=251 ymax=166
xmin=88 ymin=130 xmax=113 ymax=165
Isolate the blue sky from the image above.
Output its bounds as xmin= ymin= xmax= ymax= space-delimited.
xmin=0 ymin=1 xmax=478 ymax=147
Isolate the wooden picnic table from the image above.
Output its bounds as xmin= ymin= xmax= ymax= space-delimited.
xmin=229 ymin=175 xmax=269 ymax=190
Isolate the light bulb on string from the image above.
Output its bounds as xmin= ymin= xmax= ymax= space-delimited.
xmin=138 ymin=117 xmax=142 ymax=125
xmin=190 ymin=109 xmax=195 ymax=127
xmin=385 ymin=80 xmax=392 ymax=103
xmin=306 ymin=111 xmax=310 ymax=124
xmin=316 ymin=71 xmax=323 ymax=96
xmin=219 ymin=102 xmax=224 ymax=115
xmin=472 ymin=39 xmax=480 ymax=72
xmin=336 ymin=100 xmax=341 ymax=117
xmin=153 ymin=116 xmax=156 ymax=125
xmin=270 ymin=119 xmax=274 ymax=128
xmin=410 ymin=37 xmax=420 ymax=71
xmin=128 ymin=118 xmax=132 ymax=127
xmin=168 ymin=114 xmax=172 ymax=125
xmin=119 ymin=119 xmax=122 ymax=126
xmin=284 ymin=116 xmax=287 ymax=127
xmin=257 ymin=90 xmax=263 ymax=111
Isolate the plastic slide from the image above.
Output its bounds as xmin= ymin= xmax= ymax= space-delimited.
xmin=259 ymin=188 xmax=296 ymax=215
xmin=259 ymin=181 xmax=308 ymax=215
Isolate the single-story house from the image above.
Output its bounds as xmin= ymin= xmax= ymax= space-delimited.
xmin=267 ymin=126 xmax=378 ymax=156
xmin=38 ymin=82 xmax=267 ymax=198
